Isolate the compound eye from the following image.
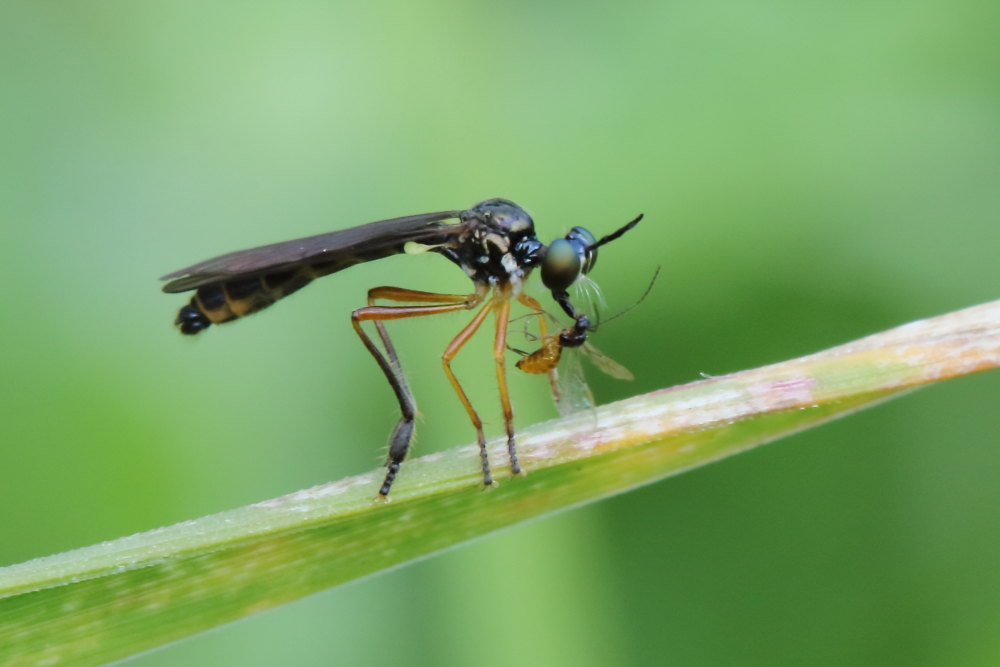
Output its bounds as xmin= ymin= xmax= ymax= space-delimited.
xmin=541 ymin=238 xmax=582 ymax=292
xmin=566 ymin=226 xmax=597 ymax=246
xmin=566 ymin=226 xmax=598 ymax=273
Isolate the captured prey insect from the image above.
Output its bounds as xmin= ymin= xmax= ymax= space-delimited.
xmin=514 ymin=265 xmax=659 ymax=415
xmin=161 ymin=198 xmax=642 ymax=497
xmin=513 ymin=312 xmax=635 ymax=417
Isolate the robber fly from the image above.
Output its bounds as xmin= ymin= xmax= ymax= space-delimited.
xmin=162 ymin=198 xmax=641 ymax=497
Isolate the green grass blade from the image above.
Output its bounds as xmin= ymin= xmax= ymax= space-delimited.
xmin=2 ymin=299 xmax=999 ymax=666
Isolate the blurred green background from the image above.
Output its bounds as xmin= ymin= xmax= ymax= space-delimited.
xmin=2 ymin=0 xmax=1000 ymax=665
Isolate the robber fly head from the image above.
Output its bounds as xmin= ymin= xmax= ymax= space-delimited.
xmin=540 ymin=214 xmax=644 ymax=294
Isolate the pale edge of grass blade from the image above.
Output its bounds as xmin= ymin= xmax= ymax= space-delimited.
xmin=1 ymin=299 xmax=998 ymax=667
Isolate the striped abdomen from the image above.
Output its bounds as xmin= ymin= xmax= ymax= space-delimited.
xmin=175 ymin=268 xmax=315 ymax=335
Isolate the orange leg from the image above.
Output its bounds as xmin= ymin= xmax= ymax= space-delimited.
xmin=493 ymin=298 xmax=521 ymax=475
xmin=366 ymin=287 xmax=477 ymax=386
xmin=441 ymin=300 xmax=497 ymax=487
xmin=352 ymin=290 xmax=483 ymax=497
xmin=517 ymin=293 xmax=560 ymax=398
xmin=517 ymin=293 xmax=551 ymax=338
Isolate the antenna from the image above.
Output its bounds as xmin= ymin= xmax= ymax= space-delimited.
xmin=587 ymin=213 xmax=643 ymax=251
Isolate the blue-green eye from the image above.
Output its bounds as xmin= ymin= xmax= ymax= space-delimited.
xmin=566 ymin=226 xmax=598 ymax=274
xmin=541 ymin=238 xmax=583 ymax=291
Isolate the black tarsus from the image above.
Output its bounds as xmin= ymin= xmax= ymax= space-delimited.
xmin=350 ymin=309 xmax=419 ymax=498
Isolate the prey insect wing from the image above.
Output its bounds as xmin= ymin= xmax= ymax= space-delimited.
xmin=554 ymin=340 xmax=633 ymax=415
xmin=578 ymin=342 xmax=634 ymax=381
xmin=515 ymin=309 xmax=633 ymax=416
xmin=549 ymin=344 xmax=596 ymax=417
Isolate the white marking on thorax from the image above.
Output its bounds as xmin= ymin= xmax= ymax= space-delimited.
xmin=499 ymin=253 xmax=525 ymax=296
xmin=500 ymin=252 xmax=521 ymax=279
xmin=483 ymin=232 xmax=509 ymax=254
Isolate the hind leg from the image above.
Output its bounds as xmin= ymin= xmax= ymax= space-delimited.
xmin=352 ymin=287 xmax=484 ymax=497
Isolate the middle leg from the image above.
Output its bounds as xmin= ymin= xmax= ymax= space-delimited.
xmin=492 ymin=298 xmax=521 ymax=475
xmin=516 ymin=293 xmax=561 ymax=402
xmin=442 ymin=300 xmax=497 ymax=487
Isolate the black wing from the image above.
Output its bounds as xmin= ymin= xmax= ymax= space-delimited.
xmin=161 ymin=210 xmax=466 ymax=293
